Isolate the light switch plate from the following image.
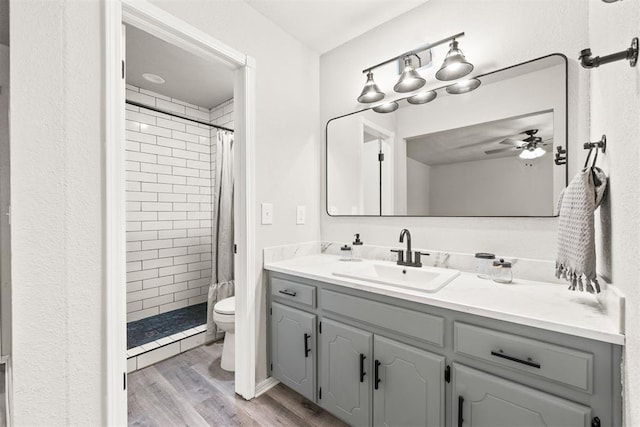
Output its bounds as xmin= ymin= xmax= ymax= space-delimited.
xmin=261 ymin=203 xmax=273 ymax=225
xmin=296 ymin=205 xmax=306 ymax=225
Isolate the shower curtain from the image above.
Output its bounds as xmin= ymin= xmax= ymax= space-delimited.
xmin=206 ymin=130 xmax=235 ymax=343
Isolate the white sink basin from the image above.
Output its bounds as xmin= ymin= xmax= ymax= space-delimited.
xmin=333 ymin=261 xmax=460 ymax=293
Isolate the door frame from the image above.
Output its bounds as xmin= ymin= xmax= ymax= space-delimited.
xmin=104 ymin=1 xmax=257 ymax=424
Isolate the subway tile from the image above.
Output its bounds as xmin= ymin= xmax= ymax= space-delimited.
xmin=200 ymin=252 xmax=212 ymax=261
xmin=168 ymin=332 xmax=187 ymax=341
xmin=174 ymin=271 xmax=201 ymax=284
xmin=156 ymin=336 xmax=175 ymax=346
xmin=182 ymin=326 xmax=201 ymax=337
xmin=141 ymin=239 xmax=173 ymax=250
xmin=126 ymin=120 xmax=140 ymax=132
xmin=140 ymin=142 xmax=172 ymax=156
xmin=157 ymin=155 xmax=186 ymax=167
xmin=185 ymin=142 xmax=210 ymax=154
xmin=185 ymin=107 xmax=209 ymax=121
xmin=198 ymin=154 xmax=212 ymax=163
xmin=158 ymin=247 xmax=188 ymax=258
xmin=127 ymin=171 xmax=157 ymax=183
xmin=158 ymin=193 xmax=187 ymax=203
xmin=125 ymin=161 xmax=140 ymax=172
xmin=157 ymin=174 xmax=187 ymax=185
xmin=171 ymin=97 xmax=199 ymax=109
xmin=172 ymin=130 xmax=199 ymax=143
xmin=127 ymin=211 xmax=158 ymax=221
xmin=188 ymin=295 xmax=208 ymax=305
xmin=199 ymin=203 xmax=213 ymax=212
xmin=127 ymin=151 xmax=158 ymax=165
xmin=142 ymin=294 xmax=174 ymax=309
xmin=200 ymin=270 xmax=212 ymax=279
xmin=157 ymin=98 xmax=186 ymax=114
xmin=200 ymin=187 xmax=212 ymax=195
xmin=143 ymin=275 xmax=174 ymax=289
xmin=198 ymin=136 xmax=211 ymax=146
xmin=158 ymin=282 xmax=189 ymax=296
xmin=174 ymin=254 xmax=201 ymax=265
xmin=126 ymin=192 xmax=157 ymax=202
xmin=199 ymin=236 xmax=212 ymax=245
xmin=158 ymin=211 xmax=187 ymax=221
xmin=141 ymin=183 xmax=172 ymax=193
xmin=140 ymin=163 xmax=172 ymax=175
xmin=158 ymin=229 xmax=187 ymax=239
xmin=127 ymin=249 xmax=159 ymax=262
xmin=140 ymin=341 xmax=161 ymax=352
xmin=126 ymin=89 xmax=156 ymax=105
xmin=156 ymin=136 xmax=186 ymax=150
xmin=127 ymin=346 xmax=146 ymax=358
xmin=127 ymin=222 xmax=141 ymax=232
xmin=172 ymin=167 xmax=199 ymax=177
xmin=199 ymin=170 xmax=211 ymax=179
xmin=172 ymin=148 xmax=200 ymax=160
xmin=186 ymin=125 xmax=210 ymax=137
xmin=127 ymin=201 xmax=141 ymax=211
xmin=127 ymin=300 xmax=142 ymax=313
xmin=141 ymin=202 xmax=173 ymax=212
xmin=187 ymin=195 xmax=212 ymax=204
xmin=156 ymin=117 xmax=186 ymax=132
xmin=180 ymin=333 xmax=205 ymax=352
xmin=188 ymin=261 xmax=211 ymax=272
xmin=127 ymin=241 xmax=142 ymax=252
xmin=126 ymin=110 xmax=156 ymax=125
xmin=188 ymin=228 xmax=212 ymax=238
xmin=140 ymin=123 xmax=171 ymax=138
xmin=187 ymin=177 xmax=210 ymax=187
xmin=195 ymin=324 xmax=208 ymax=333
xmin=200 ymin=220 xmax=212 ymax=228
xmin=126 ymin=84 xmax=139 ymax=92
xmin=127 ymin=287 xmax=159 ymax=303
xmin=127 ymin=268 xmax=159 ymax=282
xmin=126 ymin=130 xmax=157 ymax=144
xmin=141 ymin=221 xmax=174 ymax=231
xmin=126 ymin=231 xmax=158 ymax=242
xmin=159 ymin=300 xmax=189 ymax=314
xmin=174 ymin=287 xmax=201 ymax=302
xmin=137 ymin=342 xmax=180 ymax=369
xmin=158 ymin=264 xmax=188 ymax=278
xmin=126 ymin=261 xmax=142 ymax=272
xmin=173 ymin=185 xmax=199 ymax=194
xmin=142 ymin=257 xmax=174 ymax=270
xmin=126 ymin=181 xmax=141 ymax=192
xmin=127 ymin=307 xmax=159 ymax=323
xmin=139 ymin=87 xmax=171 ymax=101
xmin=127 ymin=357 xmax=138 ymax=373
xmin=186 ymin=159 xmax=209 ymax=170
xmin=188 ymin=278 xmax=210 ymax=289
xmin=173 ymin=220 xmax=200 ymax=229
xmin=187 ymin=245 xmax=211 ymax=255
xmin=126 ymin=141 xmax=140 ymax=152
xmin=173 ymin=203 xmax=200 ymax=212
xmin=127 ymin=281 xmax=143 ymax=293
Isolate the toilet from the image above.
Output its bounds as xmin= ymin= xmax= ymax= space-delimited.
xmin=213 ymin=296 xmax=235 ymax=372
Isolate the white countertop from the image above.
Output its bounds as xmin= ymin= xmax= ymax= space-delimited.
xmin=264 ymin=254 xmax=624 ymax=345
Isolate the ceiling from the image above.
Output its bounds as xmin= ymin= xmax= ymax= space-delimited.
xmin=243 ymin=0 xmax=429 ymax=54
xmin=125 ymin=25 xmax=234 ymax=109
xmin=406 ymin=111 xmax=554 ymax=166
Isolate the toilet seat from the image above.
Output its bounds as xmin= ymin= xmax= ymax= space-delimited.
xmin=214 ymin=296 xmax=235 ymax=315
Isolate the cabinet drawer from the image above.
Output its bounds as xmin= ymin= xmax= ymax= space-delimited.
xmin=271 ymin=277 xmax=316 ymax=308
xmin=454 ymin=322 xmax=593 ymax=392
xmin=322 ymin=289 xmax=444 ymax=347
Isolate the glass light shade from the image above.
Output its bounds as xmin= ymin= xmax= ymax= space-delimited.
xmin=408 ymin=90 xmax=437 ymax=105
xmin=393 ymin=57 xmax=426 ymax=93
xmin=357 ymin=71 xmax=385 ymax=103
xmin=435 ymin=40 xmax=474 ymax=81
xmin=519 ymin=146 xmax=546 ymax=159
xmin=373 ymin=101 xmax=399 ymax=114
xmin=446 ymin=78 xmax=481 ymax=94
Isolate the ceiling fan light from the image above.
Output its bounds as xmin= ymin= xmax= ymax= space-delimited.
xmin=393 ymin=57 xmax=426 ymax=93
xmin=357 ymin=71 xmax=385 ymax=103
xmin=446 ymin=78 xmax=481 ymax=94
xmin=407 ymin=90 xmax=437 ymax=105
xmin=373 ymin=101 xmax=399 ymax=114
xmin=519 ymin=146 xmax=546 ymax=159
xmin=435 ymin=40 xmax=474 ymax=81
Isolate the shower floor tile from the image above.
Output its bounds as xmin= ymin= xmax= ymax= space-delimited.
xmin=127 ymin=303 xmax=208 ymax=349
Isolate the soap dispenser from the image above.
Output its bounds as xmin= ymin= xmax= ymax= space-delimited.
xmin=352 ymin=233 xmax=363 ymax=260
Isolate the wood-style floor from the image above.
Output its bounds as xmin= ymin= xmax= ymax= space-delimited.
xmin=128 ymin=342 xmax=347 ymax=426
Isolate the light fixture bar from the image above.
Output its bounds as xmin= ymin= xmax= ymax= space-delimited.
xmin=362 ymin=32 xmax=465 ymax=74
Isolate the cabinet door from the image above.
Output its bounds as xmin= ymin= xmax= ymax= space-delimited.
xmin=319 ymin=319 xmax=372 ymax=427
xmin=373 ymin=336 xmax=445 ymax=427
xmin=453 ymin=364 xmax=591 ymax=427
xmin=270 ymin=302 xmax=316 ymax=401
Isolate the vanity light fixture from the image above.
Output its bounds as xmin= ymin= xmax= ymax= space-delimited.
xmin=358 ymin=32 xmax=468 ymax=103
xmin=435 ymin=40 xmax=474 ymax=81
xmin=373 ymin=101 xmax=399 ymax=114
xmin=393 ymin=56 xmax=427 ymax=93
xmin=519 ymin=146 xmax=546 ymax=159
xmin=445 ymin=78 xmax=481 ymax=94
xmin=407 ymin=90 xmax=437 ymax=105
xmin=357 ymin=71 xmax=386 ymax=103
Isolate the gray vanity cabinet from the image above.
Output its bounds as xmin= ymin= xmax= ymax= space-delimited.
xmin=319 ymin=319 xmax=372 ymax=426
xmin=373 ymin=335 xmax=445 ymax=427
xmin=270 ymin=302 xmax=316 ymax=401
xmin=453 ymin=364 xmax=591 ymax=427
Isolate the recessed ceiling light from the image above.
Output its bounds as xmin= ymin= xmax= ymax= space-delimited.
xmin=142 ymin=73 xmax=165 ymax=84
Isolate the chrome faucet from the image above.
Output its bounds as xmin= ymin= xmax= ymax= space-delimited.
xmin=391 ymin=228 xmax=429 ymax=267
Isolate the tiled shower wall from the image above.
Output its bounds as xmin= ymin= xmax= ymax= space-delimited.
xmin=125 ymin=85 xmax=218 ymax=322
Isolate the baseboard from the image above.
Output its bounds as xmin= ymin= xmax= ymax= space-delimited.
xmin=254 ymin=377 xmax=279 ymax=398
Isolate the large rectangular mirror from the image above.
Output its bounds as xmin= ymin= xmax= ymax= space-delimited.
xmin=326 ymin=54 xmax=568 ymax=217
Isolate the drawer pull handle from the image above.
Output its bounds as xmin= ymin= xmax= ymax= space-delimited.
xmin=359 ymin=353 xmax=366 ymax=383
xmin=458 ymin=396 xmax=464 ymax=427
xmin=491 ymin=350 xmax=541 ymax=369
xmin=279 ymin=289 xmax=297 ymax=297
xmin=304 ymin=333 xmax=311 ymax=358
xmin=374 ymin=360 xmax=381 ymax=389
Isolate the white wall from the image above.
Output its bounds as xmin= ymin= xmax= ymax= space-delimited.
xmin=10 ymin=0 xmax=319 ymax=423
xmin=320 ymin=0 xmax=589 ymax=260
xmin=588 ymin=1 xmax=640 ymax=425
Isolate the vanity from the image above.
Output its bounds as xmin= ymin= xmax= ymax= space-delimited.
xmin=264 ymin=253 xmax=623 ymax=427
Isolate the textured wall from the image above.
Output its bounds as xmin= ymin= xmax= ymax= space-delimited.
xmin=588 ymin=1 xmax=640 ymax=425
xmin=10 ymin=0 xmax=103 ymax=424
xmin=320 ymin=0 xmax=590 ymax=260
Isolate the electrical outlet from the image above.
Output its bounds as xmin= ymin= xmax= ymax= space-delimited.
xmin=296 ymin=205 xmax=306 ymax=225
xmin=261 ymin=203 xmax=273 ymax=225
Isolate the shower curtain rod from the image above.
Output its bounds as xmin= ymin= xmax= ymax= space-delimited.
xmin=125 ymin=99 xmax=235 ymax=133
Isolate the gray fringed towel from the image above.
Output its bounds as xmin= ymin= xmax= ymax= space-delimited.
xmin=555 ymin=166 xmax=607 ymax=293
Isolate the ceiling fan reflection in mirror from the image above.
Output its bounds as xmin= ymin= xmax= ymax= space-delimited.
xmin=484 ymin=129 xmax=552 ymax=159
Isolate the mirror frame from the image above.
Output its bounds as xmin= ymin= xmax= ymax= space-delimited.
xmin=325 ymin=53 xmax=569 ymax=218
